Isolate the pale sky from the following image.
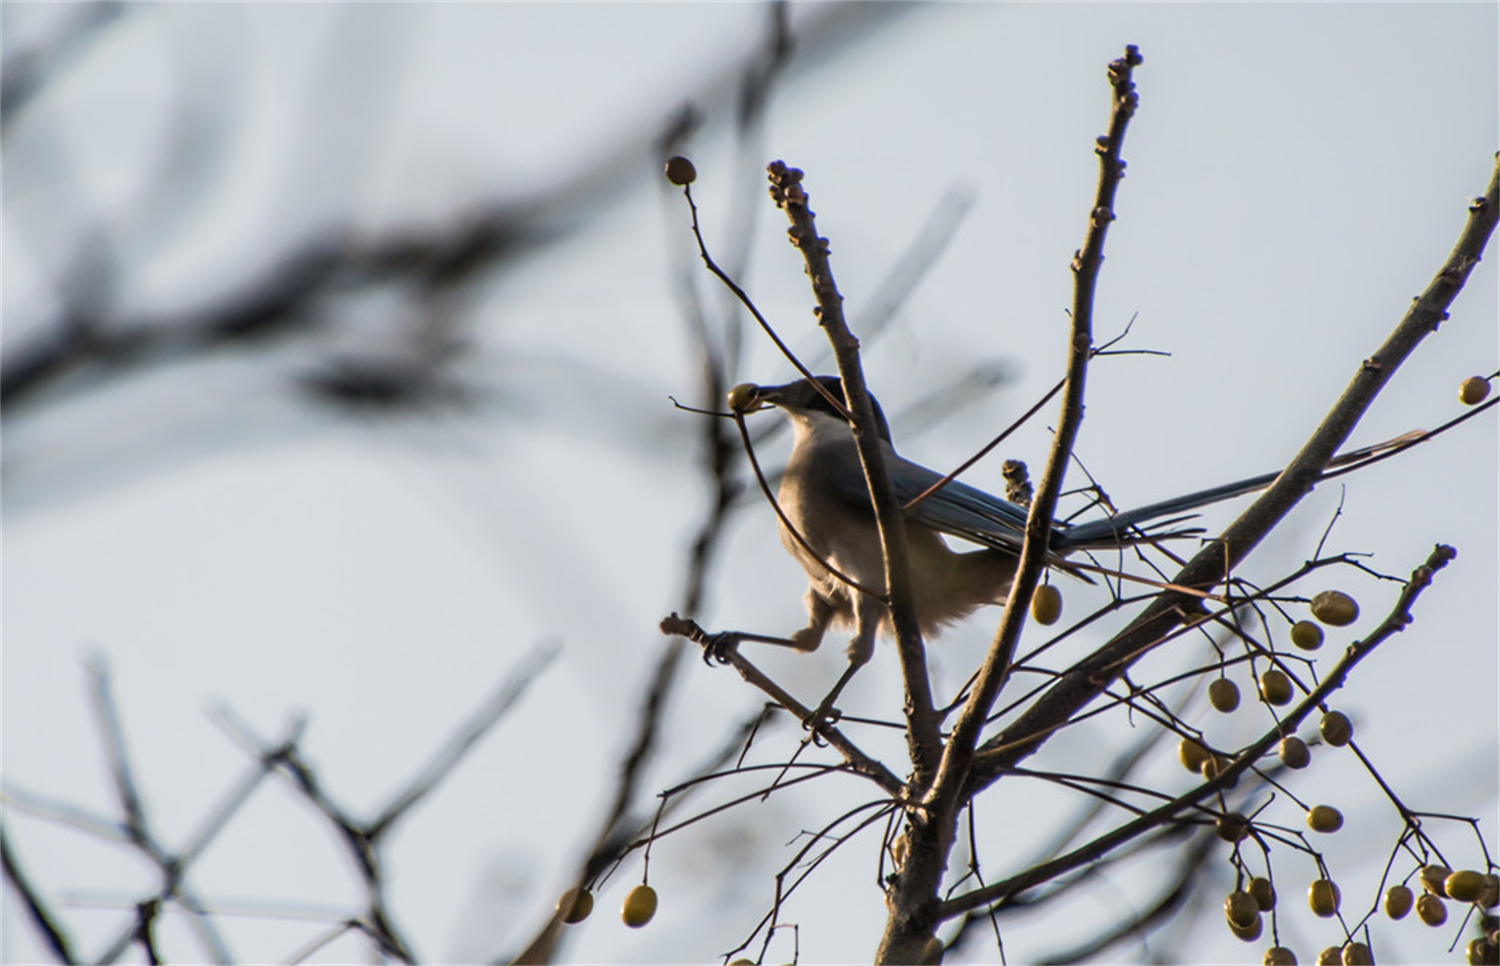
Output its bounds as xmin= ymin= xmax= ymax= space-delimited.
xmin=4 ymin=4 xmax=1496 ymax=964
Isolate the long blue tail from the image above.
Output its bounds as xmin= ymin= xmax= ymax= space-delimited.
xmin=1053 ymin=430 xmax=1418 ymax=551
xmin=1056 ymin=469 xmax=1282 ymax=549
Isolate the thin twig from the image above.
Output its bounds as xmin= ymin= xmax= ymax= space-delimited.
xmin=941 ymin=543 xmax=1457 ymax=918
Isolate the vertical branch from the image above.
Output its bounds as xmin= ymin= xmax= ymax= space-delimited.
xmin=874 ymin=46 xmax=1145 ymax=964
xmin=766 ymin=161 xmax=943 ymax=778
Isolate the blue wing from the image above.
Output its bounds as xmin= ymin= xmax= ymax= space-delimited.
xmin=822 ymin=447 xmax=1280 ymax=554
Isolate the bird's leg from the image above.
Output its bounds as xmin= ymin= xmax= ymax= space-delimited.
xmin=701 ymin=629 xmax=803 ymax=665
xmin=693 ymin=592 xmax=838 ymax=665
xmin=788 ymin=590 xmax=836 ymax=653
xmin=806 ymin=595 xmax=881 ymax=727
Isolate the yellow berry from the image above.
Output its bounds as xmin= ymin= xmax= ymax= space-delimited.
xmin=1258 ymin=669 xmax=1293 ymax=706
xmin=1216 ymin=813 xmax=1251 ymax=843
xmin=1263 ymin=946 xmax=1297 ymax=966
xmin=1416 ymin=891 xmax=1447 ymax=926
xmin=1209 ymin=677 xmax=1241 ymax=713
xmin=1468 ymin=937 xmax=1500 ymax=966
xmin=1420 ymin=864 xmax=1453 ymax=897
xmin=664 ymin=156 xmax=697 ymax=186
xmin=1279 ymin=736 xmax=1311 ymax=769
xmin=1178 ymin=737 xmax=1210 ymax=774
xmin=1202 ymin=755 xmax=1240 ymax=787
xmin=1320 ymin=711 xmax=1353 ymax=747
xmin=1310 ymin=590 xmax=1359 ymax=626
xmin=1446 ymin=869 xmax=1486 ymax=902
xmin=1308 ymin=878 xmax=1341 ymax=917
xmin=1459 ymin=375 xmax=1491 ymax=406
xmin=1031 ymin=584 xmax=1063 ymax=625
xmin=1249 ymin=876 xmax=1276 ymax=911
xmin=1307 ymin=805 xmax=1344 ymax=833
xmin=1341 ymin=942 xmax=1373 ymax=965
xmin=621 ymin=884 xmax=658 ymax=928
xmin=1290 ymin=620 xmax=1325 ymax=651
xmin=726 ymin=383 xmax=760 ymax=413
xmin=1227 ymin=912 xmax=1263 ymax=942
xmin=556 ymin=887 xmax=593 ymax=924
xmin=1316 ymin=947 xmax=1341 ymax=966
xmin=1225 ymin=890 xmax=1260 ymax=928
xmin=1385 ymin=883 xmax=1414 ymax=919
xmin=1479 ymin=872 xmax=1499 ymax=908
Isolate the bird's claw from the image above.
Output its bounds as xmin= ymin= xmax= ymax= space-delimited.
xmin=702 ymin=632 xmax=740 ymax=665
xmin=802 ymin=701 xmax=842 ymax=732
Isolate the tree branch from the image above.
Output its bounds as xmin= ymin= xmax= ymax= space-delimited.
xmin=874 ymin=45 xmax=1145 ymax=965
xmin=970 ymin=154 xmax=1499 ymax=791
xmin=766 ymin=160 xmax=944 ymax=779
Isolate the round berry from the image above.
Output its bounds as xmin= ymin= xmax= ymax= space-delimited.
xmin=1385 ymin=883 xmax=1414 ymax=919
xmin=1308 ymin=878 xmax=1341 ymax=917
xmin=1031 ymin=584 xmax=1063 ymax=625
xmin=1290 ymin=620 xmax=1325 ymax=651
xmin=621 ymin=884 xmax=658 ymax=928
xmin=1307 ymin=805 xmax=1344 ymax=833
xmin=1178 ymin=737 xmax=1210 ymax=774
xmin=557 ymin=887 xmax=593 ymax=924
xmin=1225 ymin=890 xmax=1260 ymax=928
xmin=664 ymin=156 xmax=697 ymax=186
xmin=1420 ymin=864 xmax=1453 ymax=897
xmin=1446 ymin=869 xmax=1486 ymax=903
xmin=1216 ymin=813 xmax=1251 ymax=843
xmin=1319 ymin=710 xmax=1353 ymax=747
xmin=1310 ymin=590 xmax=1359 ymax=626
xmin=1209 ymin=677 xmax=1241 ymax=713
xmin=1249 ymin=876 xmax=1276 ymax=911
xmin=1459 ymin=375 xmax=1491 ymax=406
xmin=1258 ymin=669 xmax=1293 ymax=706
xmin=1279 ymin=736 xmax=1311 ymax=769
xmin=1417 ymin=892 xmax=1447 ymax=926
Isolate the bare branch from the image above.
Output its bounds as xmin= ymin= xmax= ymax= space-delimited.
xmin=767 ymin=159 xmax=944 ymax=776
xmin=1 ymin=825 xmax=78 ymax=964
xmin=941 ymin=543 xmax=1458 ymax=918
xmin=972 ymin=156 xmax=1500 ymax=789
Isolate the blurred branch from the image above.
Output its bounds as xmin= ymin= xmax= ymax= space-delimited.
xmin=214 ymin=643 xmax=558 ymax=965
xmin=85 ymin=654 xmax=234 ymax=964
xmin=1030 ymin=827 xmax=1216 ymax=965
xmin=506 ymin=9 xmax=810 ymax=962
xmin=0 ymin=1 xmax=125 ymax=130
xmin=1 ymin=824 xmax=78 ymax=965
xmin=0 ymin=4 xmax=916 ymax=416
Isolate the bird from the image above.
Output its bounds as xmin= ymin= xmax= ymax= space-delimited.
xmin=720 ymin=375 xmax=1299 ymax=710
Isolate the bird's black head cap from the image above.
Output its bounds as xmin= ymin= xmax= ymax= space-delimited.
xmin=768 ymin=376 xmax=892 ymax=443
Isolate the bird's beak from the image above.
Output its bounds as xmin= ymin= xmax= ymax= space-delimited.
xmin=726 ymin=382 xmax=769 ymax=414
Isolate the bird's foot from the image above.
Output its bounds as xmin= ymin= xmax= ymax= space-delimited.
xmin=802 ymin=697 xmax=843 ymax=732
xmin=702 ymin=632 xmax=743 ymax=665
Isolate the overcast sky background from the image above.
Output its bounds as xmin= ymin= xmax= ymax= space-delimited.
xmin=3 ymin=3 xmax=1497 ymax=964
